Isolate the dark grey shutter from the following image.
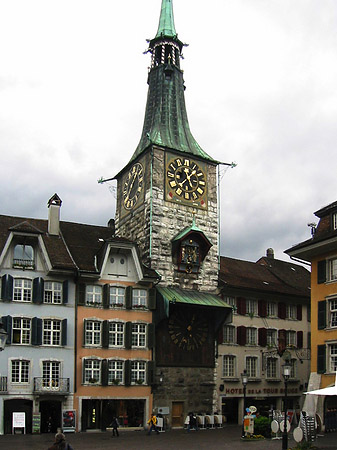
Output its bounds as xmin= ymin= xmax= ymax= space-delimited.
xmin=258 ymin=328 xmax=267 ymax=347
xmin=1 ymin=274 xmax=13 ymax=302
xmin=124 ymin=360 xmax=131 ymax=386
xmin=62 ymin=280 xmax=68 ymax=304
xmin=317 ymin=345 xmax=326 ymax=374
xmin=297 ymin=331 xmax=303 ymax=348
xmin=125 ymin=322 xmax=132 ymax=349
xmin=297 ymin=304 xmax=302 ymax=321
xmin=32 ymin=278 xmax=44 ymax=304
xmin=32 ymin=317 xmax=42 ymax=345
xmin=318 ymin=300 xmax=327 ymax=330
xmin=147 ymin=361 xmax=156 ymax=385
xmin=237 ymin=326 xmax=246 ymax=345
xmin=103 ymin=284 xmax=109 ymax=309
xmin=102 ymin=320 xmax=109 ymax=348
xmin=148 ymin=288 xmax=156 ymax=310
xmin=317 ymin=260 xmax=326 ymax=284
xmin=125 ymin=286 xmax=132 ymax=309
xmin=61 ymin=319 xmax=67 ymax=346
xmin=101 ymin=359 xmax=108 ymax=386
xmin=2 ymin=315 xmax=12 ymax=344
xmin=147 ymin=323 xmax=155 ymax=349
xmin=278 ymin=303 xmax=286 ymax=319
xmin=78 ymin=284 xmax=86 ymax=306
xmin=83 ymin=320 xmax=87 ymax=346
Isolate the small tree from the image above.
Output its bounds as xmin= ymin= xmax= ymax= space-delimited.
xmin=254 ymin=416 xmax=272 ymax=438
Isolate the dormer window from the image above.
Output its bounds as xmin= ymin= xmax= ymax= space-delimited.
xmin=333 ymin=212 xmax=337 ymax=230
xmin=13 ymin=244 xmax=35 ymax=270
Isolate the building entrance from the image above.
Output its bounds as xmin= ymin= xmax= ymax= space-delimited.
xmin=4 ymin=399 xmax=33 ymax=434
xmin=40 ymin=399 xmax=62 ymax=433
xmin=172 ymin=402 xmax=184 ymax=427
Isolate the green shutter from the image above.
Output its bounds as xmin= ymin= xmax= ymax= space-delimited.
xmin=32 ymin=278 xmax=44 ymax=304
xmin=83 ymin=320 xmax=87 ymax=346
xmin=125 ymin=286 xmax=132 ymax=309
xmin=61 ymin=319 xmax=67 ymax=346
xmin=318 ymin=301 xmax=327 ymax=330
xmin=147 ymin=361 xmax=156 ymax=385
xmin=147 ymin=323 xmax=155 ymax=349
xmin=102 ymin=320 xmax=109 ymax=348
xmin=125 ymin=322 xmax=132 ymax=349
xmin=32 ymin=317 xmax=42 ymax=345
xmin=1 ymin=274 xmax=13 ymax=302
xmin=317 ymin=345 xmax=326 ymax=374
xmin=103 ymin=284 xmax=109 ymax=309
xmin=317 ymin=260 xmax=326 ymax=284
xmin=148 ymin=288 xmax=156 ymax=310
xmin=62 ymin=280 xmax=69 ymax=304
xmin=2 ymin=315 xmax=12 ymax=344
xmin=78 ymin=284 xmax=86 ymax=306
xmin=101 ymin=359 xmax=108 ymax=386
xmin=124 ymin=360 xmax=131 ymax=386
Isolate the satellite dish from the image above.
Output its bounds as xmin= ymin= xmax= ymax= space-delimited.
xmin=280 ymin=420 xmax=290 ymax=432
xmin=271 ymin=420 xmax=279 ymax=433
xmin=293 ymin=427 xmax=303 ymax=443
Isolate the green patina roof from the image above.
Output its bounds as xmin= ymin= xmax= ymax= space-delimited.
xmin=172 ymin=216 xmax=212 ymax=245
xmin=157 ymin=286 xmax=231 ymax=309
xmin=156 ymin=0 xmax=177 ymax=38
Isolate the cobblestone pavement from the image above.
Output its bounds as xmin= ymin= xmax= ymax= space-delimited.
xmin=0 ymin=425 xmax=337 ymax=450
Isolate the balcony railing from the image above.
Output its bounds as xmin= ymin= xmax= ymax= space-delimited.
xmin=33 ymin=377 xmax=70 ymax=395
xmin=12 ymin=258 xmax=35 ymax=270
xmin=0 ymin=377 xmax=7 ymax=393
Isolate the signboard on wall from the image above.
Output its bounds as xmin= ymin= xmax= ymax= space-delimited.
xmin=13 ymin=412 xmax=25 ymax=434
xmin=62 ymin=410 xmax=76 ymax=432
xmin=32 ymin=413 xmax=41 ymax=434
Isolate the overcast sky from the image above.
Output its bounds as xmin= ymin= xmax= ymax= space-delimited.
xmin=1 ymin=0 xmax=336 ymax=265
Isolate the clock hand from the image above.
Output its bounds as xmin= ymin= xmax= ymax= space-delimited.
xmin=125 ymin=172 xmax=137 ymax=201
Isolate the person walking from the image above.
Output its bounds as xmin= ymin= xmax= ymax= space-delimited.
xmin=48 ymin=432 xmax=74 ymax=450
xmin=111 ymin=416 xmax=120 ymax=437
xmin=147 ymin=413 xmax=160 ymax=435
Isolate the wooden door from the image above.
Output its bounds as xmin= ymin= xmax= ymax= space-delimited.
xmin=171 ymin=402 xmax=184 ymax=427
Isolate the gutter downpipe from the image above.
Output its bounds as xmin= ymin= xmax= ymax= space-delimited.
xmin=149 ymin=146 xmax=154 ymax=265
xmin=217 ymin=164 xmax=221 ymax=272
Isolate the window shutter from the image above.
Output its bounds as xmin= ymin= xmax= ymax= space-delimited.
xmin=258 ymin=300 xmax=267 ymax=318
xmin=297 ymin=331 xmax=303 ymax=349
xmin=2 ymin=315 xmax=12 ymax=344
xmin=278 ymin=303 xmax=286 ymax=319
xmin=237 ymin=297 xmax=246 ymax=315
xmin=83 ymin=320 xmax=87 ymax=346
xmin=125 ymin=286 xmax=132 ymax=309
xmin=82 ymin=359 xmax=86 ymax=384
xmin=101 ymin=359 xmax=108 ymax=386
xmin=317 ymin=344 xmax=326 ymax=374
xmin=317 ymin=260 xmax=326 ymax=284
xmin=32 ymin=277 xmax=44 ymax=304
xmin=237 ymin=326 xmax=246 ymax=346
xmin=148 ymin=288 xmax=156 ymax=310
xmin=32 ymin=317 xmax=42 ymax=345
xmin=2 ymin=274 xmax=13 ymax=302
xmin=102 ymin=284 xmax=109 ymax=309
xmin=147 ymin=323 xmax=155 ymax=349
xmin=124 ymin=360 xmax=131 ymax=386
xmin=318 ymin=300 xmax=327 ymax=330
xmin=61 ymin=319 xmax=67 ymax=346
xmin=218 ymin=325 xmax=224 ymax=344
xmin=258 ymin=328 xmax=267 ymax=347
xmin=102 ymin=320 xmax=109 ymax=348
xmin=278 ymin=329 xmax=286 ymax=355
xmin=125 ymin=322 xmax=132 ymax=349
xmin=78 ymin=284 xmax=86 ymax=306
xmin=297 ymin=304 xmax=302 ymax=321
xmin=147 ymin=361 xmax=156 ymax=385
xmin=62 ymin=280 xmax=69 ymax=304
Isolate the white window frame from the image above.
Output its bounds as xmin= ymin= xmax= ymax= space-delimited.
xmin=44 ymin=281 xmax=62 ymax=304
xmin=286 ymin=304 xmax=297 ymax=320
xmin=131 ymin=360 xmax=146 ymax=384
xmin=267 ymin=329 xmax=277 ymax=347
xmin=247 ymin=327 xmax=257 ymax=345
xmin=43 ymin=319 xmax=61 ymax=346
xmin=108 ymin=360 xmax=124 ymax=385
xmin=246 ymin=356 xmax=258 ymax=378
xmin=13 ymin=278 xmax=32 ymax=302
xmin=329 ymin=299 xmax=337 ymax=328
xmin=86 ymin=285 xmax=102 ymax=306
xmin=11 ymin=359 xmax=30 ymax=384
xmin=286 ymin=330 xmax=297 ymax=347
xmin=132 ymin=289 xmax=147 ymax=309
xmin=12 ymin=317 xmax=31 ymax=344
xmin=109 ymin=287 xmax=125 ymax=307
xmin=83 ymin=358 xmax=101 ymax=384
xmin=290 ymin=358 xmax=297 ymax=378
xmin=223 ymin=355 xmax=236 ymax=377
xmin=328 ymin=258 xmax=337 ymax=282
xmin=131 ymin=323 xmax=147 ymax=348
xmin=85 ymin=320 xmax=102 ymax=346
xmin=13 ymin=244 xmax=34 ymax=269
xmin=246 ymin=299 xmax=257 ymax=316
xmin=333 ymin=213 xmax=337 ymax=230
xmin=329 ymin=344 xmax=337 ymax=373
xmin=266 ymin=357 xmax=278 ymax=379
xmin=224 ymin=296 xmax=237 ymax=313
xmin=223 ymin=325 xmax=235 ymax=344
xmin=42 ymin=361 xmax=61 ymax=389
xmin=109 ymin=322 xmax=124 ymax=347
xmin=267 ymin=302 xmax=277 ymax=317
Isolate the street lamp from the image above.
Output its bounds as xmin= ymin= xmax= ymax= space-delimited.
xmin=0 ymin=319 xmax=8 ymax=351
xmin=282 ymin=359 xmax=291 ymax=450
xmin=241 ymin=369 xmax=248 ymax=438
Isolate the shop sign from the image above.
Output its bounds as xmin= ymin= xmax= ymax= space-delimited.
xmin=224 ymin=387 xmax=299 ymax=396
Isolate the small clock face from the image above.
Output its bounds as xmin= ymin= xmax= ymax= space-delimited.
xmin=166 ymin=155 xmax=207 ymax=208
xmin=168 ymin=309 xmax=209 ymax=351
xmin=123 ymin=162 xmax=144 ymax=210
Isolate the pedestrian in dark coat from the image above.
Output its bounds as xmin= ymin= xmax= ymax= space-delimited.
xmin=111 ymin=416 xmax=120 ymax=437
xmin=48 ymin=432 xmax=74 ymax=450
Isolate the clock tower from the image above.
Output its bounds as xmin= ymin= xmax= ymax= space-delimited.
xmin=113 ymin=0 xmax=231 ymax=418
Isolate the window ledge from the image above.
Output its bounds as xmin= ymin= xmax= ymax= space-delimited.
xmin=221 ymin=377 xmax=240 ymax=382
xmin=266 ymin=378 xmax=281 ymax=383
xmin=247 ymin=378 xmax=261 ymax=383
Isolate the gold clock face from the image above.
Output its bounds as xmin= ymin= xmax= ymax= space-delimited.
xmin=168 ymin=310 xmax=209 ymax=351
xmin=123 ymin=162 xmax=144 ymax=210
xmin=165 ymin=155 xmax=207 ymax=208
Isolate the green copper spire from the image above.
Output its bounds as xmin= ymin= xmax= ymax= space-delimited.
xmin=156 ymin=0 xmax=177 ymax=38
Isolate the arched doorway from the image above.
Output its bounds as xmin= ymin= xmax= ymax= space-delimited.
xmin=40 ymin=399 xmax=62 ymax=433
xmin=4 ymin=399 xmax=33 ymax=434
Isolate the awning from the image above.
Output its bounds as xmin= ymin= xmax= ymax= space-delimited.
xmin=305 ymin=373 xmax=337 ymax=396
xmin=157 ymin=286 xmax=231 ymax=308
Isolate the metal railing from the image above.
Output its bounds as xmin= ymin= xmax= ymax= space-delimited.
xmin=33 ymin=377 xmax=70 ymax=394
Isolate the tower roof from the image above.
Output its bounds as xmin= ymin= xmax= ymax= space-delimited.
xmin=155 ymin=0 xmax=177 ymax=39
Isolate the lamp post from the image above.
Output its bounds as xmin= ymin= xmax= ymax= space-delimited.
xmin=241 ymin=369 xmax=248 ymax=438
xmin=282 ymin=359 xmax=291 ymax=450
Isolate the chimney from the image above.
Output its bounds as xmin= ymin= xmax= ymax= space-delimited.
xmin=48 ymin=194 xmax=62 ymax=236
xmin=266 ymin=248 xmax=274 ymax=259
xmin=108 ymin=219 xmax=115 ymax=235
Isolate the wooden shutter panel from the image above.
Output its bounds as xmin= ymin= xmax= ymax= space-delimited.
xmin=125 ymin=286 xmax=132 ymax=309
xmin=124 ymin=360 xmax=131 ymax=386
xmin=101 ymin=359 xmax=108 ymax=386
xmin=297 ymin=331 xmax=303 ymax=349
xmin=102 ymin=320 xmax=109 ymax=348
xmin=218 ymin=325 xmax=224 ymax=344
xmin=237 ymin=297 xmax=246 ymax=315
xmin=317 ymin=345 xmax=326 ymax=374
xmin=147 ymin=323 xmax=155 ymax=349
xmin=318 ymin=300 xmax=327 ymax=330
xmin=61 ymin=319 xmax=67 ymax=346
xmin=32 ymin=317 xmax=42 ymax=345
xmin=2 ymin=315 xmax=12 ymax=344
xmin=125 ymin=322 xmax=132 ymax=349
xmin=317 ymin=260 xmax=326 ymax=284
xmin=32 ymin=277 xmax=44 ymax=304
xmin=148 ymin=288 xmax=156 ymax=310
xmin=258 ymin=328 xmax=267 ymax=347
xmin=62 ymin=280 xmax=68 ymax=304
xmin=258 ymin=300 xmax=267 ymax=318
xmin=2 ymin=274 xmax=13 ymax=301
xmin=278 ymin=329 xmax=286 ymax=355
xmin=147 ymin=361 xmax=156 ymax=385
xmin=237 ymin=326 xmax=246 ymax=346
xmin=78 ymin=283 xmax=86 ymax=306
xmin=83 ymin=320 xmax=87 ymax=346
xmin=102 ymin=284 xmax=109 ymax=309
xmin=278 ymin=303 xmax=286 ymax=319
xmin=297 ymin=304 xmax=302 ymax=321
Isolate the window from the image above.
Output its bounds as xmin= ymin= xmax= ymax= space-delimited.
xmin=223 ymin=325 xmax=235 ymax=344
xmin=223 ymin=355 xmax=236 ymax=377
xmin=329 ymin=344 xmax=337 ymax=372
xmin=108 ymin=360 xmax=124 ymax=384
xmin=224 ymin=296 xmax=236 ymax=313
xmin=267 ymin=302 xmax=276 ymax=317
xmin=84 ymin=359 xmax=101 ymax=384
xmin=42 ymin=361 xmax=60 ymax=388
xmin=246 ymin=299 xmax=257 ymax=316
xmin=267 ymin=329 xmax=277 ymax=347
xmin=132 ymin=323 xmax=146 ymax=347
xmin=247 ymin=327 xmax=257 ymax=345
xmin=131 ymin=361 xmax=146 ymax=384
xmin=286 ymin=304 xmax=297 ymax=320
xmin=329 ymin=300 xmax=337 ymax=327
xmin=109 ymin=322 xmax=124 ymax=347
xmin=290 ymin=359 xmax=297 ymax=378
xmin=109 ymin=287 xmax=125 ymax=307
xmin=11 ymin=360 xmax=30 ymax=383
xmin=86 ymin=285 xmax=102 ymax=306
xmin=44 ymin=282 xmax=62 ymax=304
xmin=266 ymin=358 xmax=278 ymax=378
xmin=43 ymin=319 xmax=61 ymax=346
xmin=85 ymin=320 xmax=102 ymax=346
xmin=286 ymin=330 xmax=297 ymax=347
xmin=12 ymin=318 xmax=31 ymax=344
xmin=246 ymin=356 xmax=258 ymax=378
xmin=328 ymin=259 xmax=337 ymax=282
xmin=13 ymin=279 xmax=32 ymax=302
xmin=132 ymin=289 xmax=147 ymax=308
xmin=333 ymin=213 xmax=337 ymax=230
xmin=13 ymin=244 xmax=34 ymax=269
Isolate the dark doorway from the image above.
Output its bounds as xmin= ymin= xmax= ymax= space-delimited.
xmin=4 ymin=399 xmax=33 ymax=434
xmin=40 ymin=400 xmax=62 ymax=433
xmin=82 ymin=399 xmax=102 ymax=431
xmin=221 ymin=398 xmax=238 ymax=423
